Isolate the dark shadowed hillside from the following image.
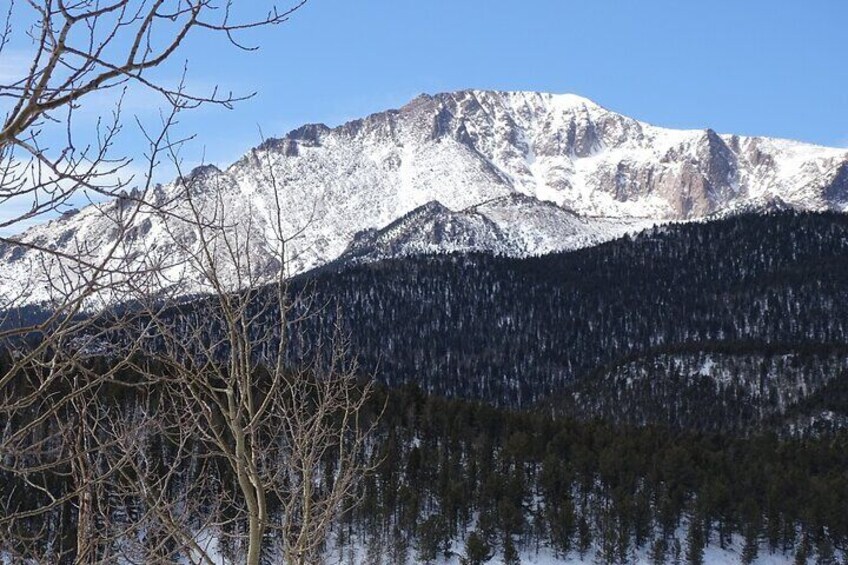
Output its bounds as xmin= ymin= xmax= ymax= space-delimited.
xmin=289 ymin=211 xmax=848 ymax=433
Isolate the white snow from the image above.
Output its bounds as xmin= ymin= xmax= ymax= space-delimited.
xmin=324 ymin=529 xmax=822 ymax=565
xmin=3 ymin=89 xmax=847 ymax=305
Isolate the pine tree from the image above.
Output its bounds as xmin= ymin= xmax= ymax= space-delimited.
xmin=416 ymin=515 xmax=450 ymax=564
xmin=741 ymin=522 xmax=760 ymax=565
xmin=578 ymin=514 xmax=593 ymax=558
xmin=686 ymin=515 xmax=705 ymax=565
xmin=389 ymin=526 xmax=410 ymax=565
xmin=462 ymin=531 xmax=493 ymax=565
xmin=547 ymin=491 xmax=575 ymax=557
xmin=502 ymin=535 xmax=520 ymax=565
xmin=794 ymin=537 xmax=809 ymax=565
xmin=364 ymin=529 xmax=383 ymax=565
xmin=671 ymin=538 xmax=683 ymax=565
xmin=649 ymin=536 xmax=668 ymax=565
xmin=814 ymin=534 xmax=836 ymax=565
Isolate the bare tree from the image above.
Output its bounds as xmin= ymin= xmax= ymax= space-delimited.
xmin=0 ymin=1 xmax=317 ymax=562
xmin=120 ymin=155 xmax=379 ymax=564
xmin=0 ymin=0 xmax=306 ymax=304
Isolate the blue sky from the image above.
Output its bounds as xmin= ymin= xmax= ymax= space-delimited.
xmin=2 ymin=0 xmax=847 ymax=233
xmin=175 ymin=0 xmax=848 ymax=166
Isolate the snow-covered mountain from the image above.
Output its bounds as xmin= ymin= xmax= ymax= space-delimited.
xmin=2 ymin=89 xmax=847 ymax=303
xmin=336 ymin=194 xmax=653 ymax=265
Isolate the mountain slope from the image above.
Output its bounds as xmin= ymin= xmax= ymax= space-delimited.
xmin=80 ymin=211 xmax=848 ymax=433
xmin=2 ymin=90 xmax=847 ymax=303
xmin=282 ymin=211 xmax=848 ymax=432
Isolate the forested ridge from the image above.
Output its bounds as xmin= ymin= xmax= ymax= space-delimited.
xmin=2 ymin=348 xmax=846 ymax=564
xmin=4 ymin=211 xmax=848 ymax=562
xmin=288 ymin=211 xmax=848 ymax=433
xmin=88 ymin=211 xmax=848 ymax=433
xmin=559 ymin=344 xmax=848 ymax=434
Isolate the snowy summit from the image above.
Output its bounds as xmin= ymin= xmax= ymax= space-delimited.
xmin=2 ymin=89 xmax=847 ymax=302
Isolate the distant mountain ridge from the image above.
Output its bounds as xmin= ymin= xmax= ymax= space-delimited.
xmin=336 ymin=194 xmax=652 ymax=265
xmin=2 ymin=89 xmax=847 ymax=303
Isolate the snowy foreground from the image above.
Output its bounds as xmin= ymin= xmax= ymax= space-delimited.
xmin=322 ymin=532 xmax=829 ymax=564
xmin=0 ymin=542 xmax=815 ymax=565
xmin=327 ymin=544 xmax=807 ymax=564
xmin=164 ymin=528 xmax=825 ymax=564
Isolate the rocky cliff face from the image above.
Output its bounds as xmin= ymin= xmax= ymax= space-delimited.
xmin=2 ymin=90 xmax=847 ymax=304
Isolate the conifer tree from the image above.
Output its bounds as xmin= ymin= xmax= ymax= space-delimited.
xmin=462 ymin=531 xmax=494 ymax=565
xmin=741 ymin=522 xmax=760 ymax=565
xmin=686 ymin=514 xmax=705 ymax=565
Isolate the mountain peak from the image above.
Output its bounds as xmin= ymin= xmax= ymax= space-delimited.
xmin=399 ymin=89 xmax=604 ymax=117
xmin=431 ymin=89 xmax=599 ymax=105
xmin=4 ymin=89 xmax=848 ymax=304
